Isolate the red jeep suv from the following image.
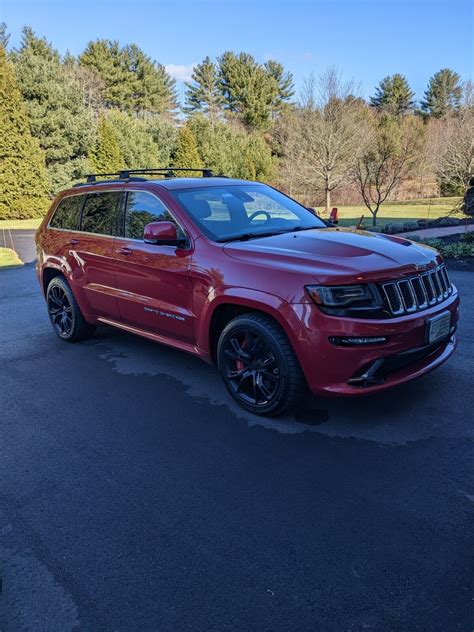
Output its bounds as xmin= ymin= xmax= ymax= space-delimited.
xmin=35 ymin=169 xmax=459 ymax=415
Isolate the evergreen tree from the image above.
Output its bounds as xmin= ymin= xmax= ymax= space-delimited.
xmin=145 ymin=117 xmax=177 ymax=166
xmin=79 ymin=39 xmax=177 ymax=116
xmin=370 ymin=74 xmax=415 ymax=115
xmin=124 ymin=44 xmax=177 ymax=116
xmin=107 ymin=110 xmax=160 ymax=168
xmin=188 ymin=115 xmax=274 ymax=181
xmin=172 ymin=125 xmax=202 ymax=175
xmin=264 ymin=59 xmax=295 ymax=113
xmin=185 ymin=56 xmax=223 ymax=118
xmin=421 ymin=68 xmax=463 ymax=118
xmin=90 ymin=116 xmax=123 ymax=174
xmin=12 ymin=27 xmax=95 ymax=192
xmin=0 ymin=22 xmax=10 ymax=48
xmin=218 ymin=52 xmax=278 ymax=129
xmin=79 ymin=40 xmax=132 ymax=110
xmin=0 ymin=46 xmax=49 ymax=219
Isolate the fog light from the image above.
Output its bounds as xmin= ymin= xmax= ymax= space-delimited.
xmin=329 ymin=336 xmax=388 ymax=346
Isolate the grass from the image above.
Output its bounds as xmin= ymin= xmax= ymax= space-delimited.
xmin=0 ymin=247 xmax=23 ymax=268
xmin=329 ymin=197 xmax=462 ymax=228
xmin=0 ymin=218 xmax=42 ymax=230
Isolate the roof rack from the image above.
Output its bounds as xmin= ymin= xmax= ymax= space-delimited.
xmin=73 ymin=167 xmax=214 ymax=187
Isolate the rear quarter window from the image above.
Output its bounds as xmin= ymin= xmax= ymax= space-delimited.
xmin=49 ymin=195 xmax=84 ymax=231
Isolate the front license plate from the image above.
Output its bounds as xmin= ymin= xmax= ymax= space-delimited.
xmin=427 ymin=311 xmax=451 ymax=344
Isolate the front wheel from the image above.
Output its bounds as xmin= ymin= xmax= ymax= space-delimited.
xmin=46 ymin=276 xmax=96 ymax=342
xmin=217 ymin=313 xmax=305 ymax=416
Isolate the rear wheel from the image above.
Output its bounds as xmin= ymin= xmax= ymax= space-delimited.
xmin=46 ymin=276 xmax=95 ymax=342
xmin=217 ymin=313 xmax=305 ymax=416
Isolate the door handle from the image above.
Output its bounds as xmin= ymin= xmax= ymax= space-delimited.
xmin=116 ymin=247 xmax=133 ymax=255
xmin=69 ymin=238 xmax=80 ymax=246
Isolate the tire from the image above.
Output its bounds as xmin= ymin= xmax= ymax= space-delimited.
xmin=46 ymin=276 xmax=96 ymax=342
xmin=217 ymin=313 xmax=305 ymax=416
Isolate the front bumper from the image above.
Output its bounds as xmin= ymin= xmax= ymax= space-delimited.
xmin=291 ymin=287 xmax=460 ymax=396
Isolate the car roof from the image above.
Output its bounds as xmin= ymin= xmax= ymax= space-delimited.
xmin=150 ymin=177 xmax=259 ymax=190
xmin=61 ymin=177 xmax=263 ymax=198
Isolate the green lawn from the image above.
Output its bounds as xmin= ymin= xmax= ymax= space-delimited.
xmin=0 ymin=218 xmax=42 ymax=230
xmin=331 ymin=197 xmax=462 ymax=228
xmin=0 ymin=247 xmax=23 ymax=268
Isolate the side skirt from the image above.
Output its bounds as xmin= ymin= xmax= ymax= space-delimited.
xmin=97 ymin=317 xmax=212 ymax=363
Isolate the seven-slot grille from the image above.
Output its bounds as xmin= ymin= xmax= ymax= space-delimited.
xmin=380 ymin=264 xmax=452 ymax=316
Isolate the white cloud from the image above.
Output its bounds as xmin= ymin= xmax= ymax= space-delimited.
xmin=165 ymin=63 xmax=196 ymax=82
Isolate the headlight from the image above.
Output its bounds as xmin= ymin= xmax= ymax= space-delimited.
xmin=306 ymin=284 xmax=377 ymax=308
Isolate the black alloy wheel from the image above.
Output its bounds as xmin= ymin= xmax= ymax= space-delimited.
xmin=222 ymin=328 xmax=280 ymax=407
xmin=46 ymin=276 xmax=96 ymax=342
xmin=217 ymin=313 xmax=305 ymax=416
xmin=47 ymin=283 xmax=73 ymax=337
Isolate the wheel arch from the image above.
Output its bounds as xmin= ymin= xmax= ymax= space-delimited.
xmin=201 ymin=289 xmax=309 ymax=365
xmin=42 ymin=266 xmax=65 ymax=295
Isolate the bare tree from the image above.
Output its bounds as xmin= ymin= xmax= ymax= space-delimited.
xmin=430 ymin=81 xmax=474 ymax=199
xmin=280 ymin=68 xmax=370 ymax=213
xmin=353 ymin=114 xmax=424 ymax=225
xmin=63 ymin=56 xmax=105 ymax=115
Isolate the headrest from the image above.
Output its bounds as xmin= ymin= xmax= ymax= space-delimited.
xmin=192 ymin=199 xmax=212 ymax=220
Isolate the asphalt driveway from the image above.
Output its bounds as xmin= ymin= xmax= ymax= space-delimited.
xmin=0 ymin=264 xmax=473 ymax=631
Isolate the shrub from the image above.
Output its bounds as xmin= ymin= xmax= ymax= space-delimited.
xmin=402 ymin=220 xmax=419 ymax=231
xmin=439 ymin=216 xmax=460 ymax=227
xmin=385 ymin=222 xmax=404 ymax=234
xmin=420 ymin=237 xmax=474 ymax=258
xmin=439 ymin=242 xmax=474 ymax=258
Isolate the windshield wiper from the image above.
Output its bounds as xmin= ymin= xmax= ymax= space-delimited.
xmin=216 ymin=226 xmax=322 ymax=243
xmin=217 ymin=230 xmax=286 ymax=243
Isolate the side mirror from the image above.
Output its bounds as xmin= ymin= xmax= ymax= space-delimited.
xmin=144 ymin=221 xmax=180 ymax=246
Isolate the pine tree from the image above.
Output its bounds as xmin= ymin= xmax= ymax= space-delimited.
xmin=79 ymin=39 xmax=177 ymax=117
xmin=172 ymin=125 xmax=202 ymax=175
xmin=107 ymin=110 xmax=160 ymax=169
xmin=421 ymin=69 xmax=463 ymax=118
xmin=218 ymin=52 xmax=278 ymax=129
xmin=264 ymin=59 xmax=294 ymax=113
xmin=185 ymin=57 xmax=223 ymax=118
xmin=12 ymin=27 xmax=95 ymax=192
xmin=79 ymin=40 xmax=132 ymax=110
xmin=370 ymin=74 xmax=415 ymax=115
xmin=0 ymin=22 xmax=10 ymax=48
xmin=0 ymin=46 xmax=49 ymax=219
xmin=188 ymin=114 xmax=274 ymax=182
xmin=90 ymin=116 xmax=123 ymax=174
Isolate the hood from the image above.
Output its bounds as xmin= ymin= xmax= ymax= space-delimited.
xmin=222 ymin=228 xmax=441 ymax=284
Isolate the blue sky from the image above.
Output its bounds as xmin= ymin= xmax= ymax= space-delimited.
xmin=2 ymin=0 xmax=473 ymax=104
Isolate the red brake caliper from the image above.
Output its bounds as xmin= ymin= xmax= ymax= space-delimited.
xmin=236 ymin=336 xmax=247 ymax=371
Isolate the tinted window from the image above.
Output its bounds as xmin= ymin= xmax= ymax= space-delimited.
xmin=124 ymin=191 xmax=177 ymax=240
xmin=50 ymin=195 xmax=83 ymax=231
xmin=81 ymin=192 xmax=121 ymax=236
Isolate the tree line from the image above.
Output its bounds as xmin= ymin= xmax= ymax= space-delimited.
xmin=0 ymin=23 xmax=472 ymax=224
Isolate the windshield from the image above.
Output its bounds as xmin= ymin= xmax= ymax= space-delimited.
xmin=170 ymin=184 xmax=325 ymax=242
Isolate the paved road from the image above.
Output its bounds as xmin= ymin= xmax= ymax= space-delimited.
xmin=0 ymin=265 xmax=473 ymax=632
xmin=0 ymin=229 xmax=37 ymax=263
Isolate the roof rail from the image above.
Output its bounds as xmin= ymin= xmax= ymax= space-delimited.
xmin=74 ymin=167 xmax=214 ymax=187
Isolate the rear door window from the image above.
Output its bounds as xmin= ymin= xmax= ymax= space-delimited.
xmin=49 ymin=195 xmax=84 ymax=231
xmin=81 ymin=192 xmax=122 ymax=236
